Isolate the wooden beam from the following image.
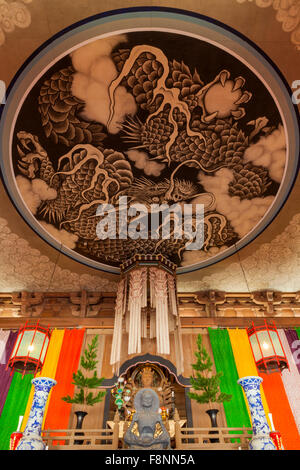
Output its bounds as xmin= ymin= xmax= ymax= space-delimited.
xmin=0 ymin=317 xmax=114 ymax=329
xmin=1 ymin=316 xmax=300 ymax=329
xmin=180 ymin=317 xmax=300 ymax=328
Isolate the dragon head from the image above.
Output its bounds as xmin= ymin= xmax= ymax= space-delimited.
xmin=16 ymin=131 xmax=48 ymax=179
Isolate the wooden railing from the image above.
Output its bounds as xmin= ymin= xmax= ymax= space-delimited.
xmin=174 ymin=410 xmax=252 ymax=450
xmin=41 ymin=409 xmax=253 ymax=450
xmin=41 ymin=412 xmax=120 ymax=450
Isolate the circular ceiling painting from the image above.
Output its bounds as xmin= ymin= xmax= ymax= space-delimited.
xmin=0 ymin=8 xmax=299 ymax=274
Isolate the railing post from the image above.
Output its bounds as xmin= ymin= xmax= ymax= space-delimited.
xmin=240 ymin=425 xmax=249 ymax=450
xmin=122 ymin=420 xmax=129 ymax=449
xmin=112 ymin=411 xmax=120 ymax=450
xmin=218 ymin=428 xmax=224 ymax=443
xmin=174 ymin=408 xmax=181 ymax=450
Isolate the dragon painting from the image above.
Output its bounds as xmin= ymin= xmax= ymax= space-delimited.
xmin=13 ymin=31 xmax=283 ymax=268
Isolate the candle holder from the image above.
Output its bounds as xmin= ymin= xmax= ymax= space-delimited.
xmin=10 ymin=416 xmax=23 ymax=450
xmin=270 ymin=431 xmax=284 ymax=450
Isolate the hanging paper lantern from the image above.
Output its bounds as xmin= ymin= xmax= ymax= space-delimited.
xmin=7 ymin=321 xmax=51 ymax=376
xmin=247 ymin=320 xmax=288 ymax=374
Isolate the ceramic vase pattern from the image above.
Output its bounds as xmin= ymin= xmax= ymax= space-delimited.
xmin=237 ymin=376 xmax=276 ymax=450
xmin=16 ymin=377 xmax=56 ymax=450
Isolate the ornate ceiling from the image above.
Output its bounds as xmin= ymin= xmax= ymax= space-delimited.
xmin=0 ymin=0 xmax=299 ymax=293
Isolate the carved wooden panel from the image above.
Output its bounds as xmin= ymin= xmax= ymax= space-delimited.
xmin=0 ymin=290 xmax=300 ymax=329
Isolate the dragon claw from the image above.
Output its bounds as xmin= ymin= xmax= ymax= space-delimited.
xmin=232 ymin=76 xmax=245 ymax=92
xmin=219 ymin=70 xmax=230 ymax=87
xmin=17 ymin=160 xmax=29 ymax=169
xmin=17 ymin=164 xmax=29 ymax=177
xmin=196 ymin=69 xmax=252 ymax=122
xmin=17 ymin=144 xmax=26 ymax=158
xmin=231 ymin=109 xmax=245 ymax=119
xmin=234 ymin=91 xmax=252 ymax=105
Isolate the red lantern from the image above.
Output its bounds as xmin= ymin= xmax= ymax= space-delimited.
xmin=247 ymin=320 xmax=288 ymax=374
xmin=7 ymin=321 xmax=51 ymax=377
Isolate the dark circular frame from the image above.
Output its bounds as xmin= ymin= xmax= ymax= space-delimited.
xmin=0 ymin=6 xmax=299 ymax=275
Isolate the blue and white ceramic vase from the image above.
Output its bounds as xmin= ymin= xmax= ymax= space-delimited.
xmin=16 ymin=377 xmax=57 ymax=450
xmin=237 ymin=376 xmax=276 ymax=450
